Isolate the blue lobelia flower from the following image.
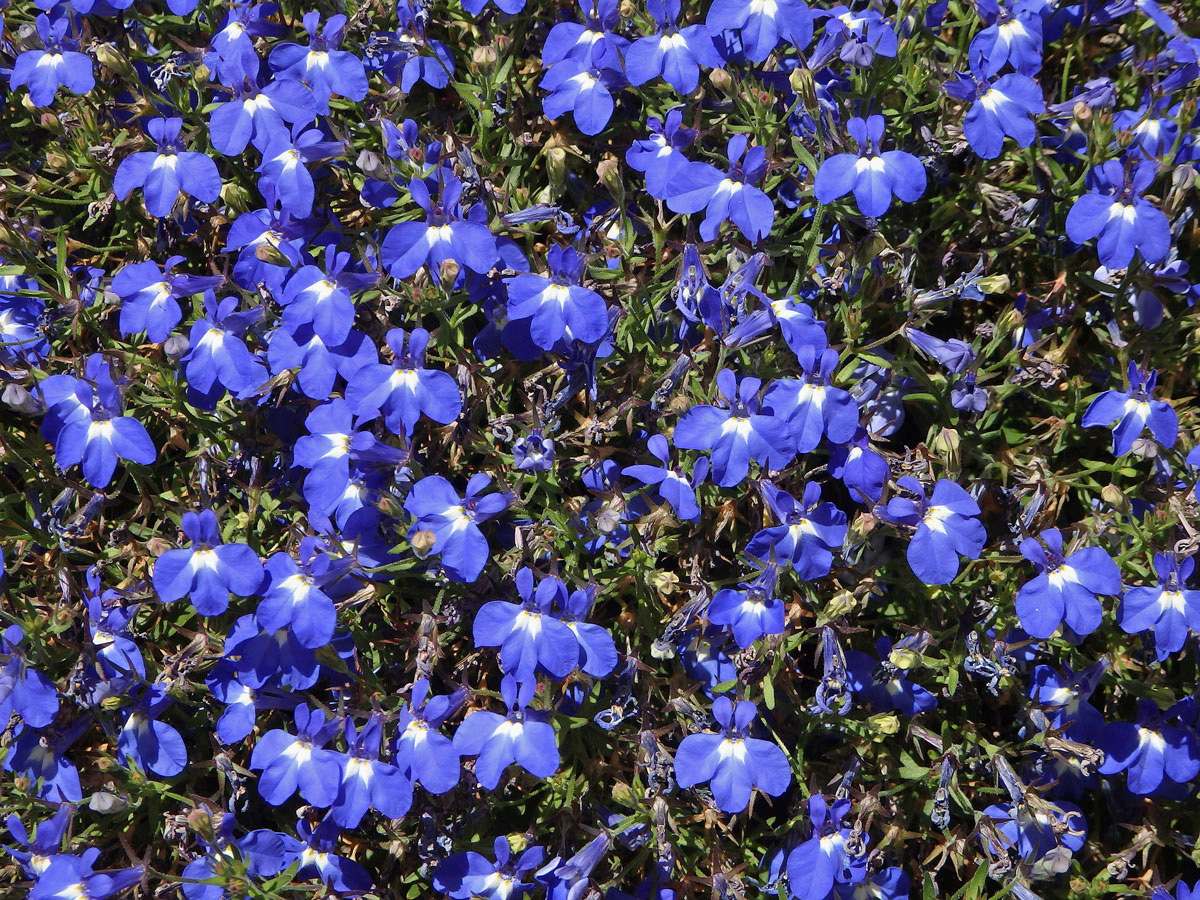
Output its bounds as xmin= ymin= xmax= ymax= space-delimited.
xmin=452 ymin=675 xmax=560 ymax=789
xmin=368 ymin=4 xmax=457 ymax=92
xmin=110 ymin=255 xmax=224 ymax=343
xmin=535 ymin=833 xmax=611 ymax=900
xmin=673 ymin=368 xmax=795 ymax=488
xmin=380 ymin=174 xmax=498 ymax=282
xmin=1014 ymin=528 xmax=1122 ymax=639
xmin=256 ymin=125 xmax=345 ymax=219
xmin=944 ymin=65 xmax=1044 ymax=160
xmin=1065 ymin=159 xmax=1171 ymax=269
xmin=555 ymin=583 xmax=619 ymax=677
xmin=846 ymin=636 xmax=938 ymax=716
xmin=434 ymin=836 xmax=546 ymax=900
xmin=706 ymin=0 xmax=812 ymax=62
xmin=463 ymin=0 xmax=526 ymax=13
xmin=250 ymin=704 xmax=344 ymax=807
xmin=256 ymin=540 xmax=350 ymax=650
xmin=665 ymin=134 xmax=776 ymax=242
xmin=1098 ymin=699 xmax=1200 ymax=795
xmin=834 ymin=867 xmax=908 ymax=900
xmin=113 ymin=118 xmax=222 ymax=218
xmin=623 ymin=433 xmax=708 ymax=522
xmin=269 ymin=324 xmax=377 ymax=402
xmin=205 ymin=2 xmax=287 ymax=86
xmin=153 ymin=509 xmax=265 ymax=616
xmin=746 ymin=481 xmax=847 ymax=580
xmin=28 ymin=855 xmax=142 ymax=900
xmin=289 ymin=818 xmax=374 ymax=895
xmin=474 ymin=568 xmax=580 ymax=680
xmin=540 ymin=41 xmax=628 ymax=136
xmin=180 ymin=295 xmax=268 ymax=408
xmin=393 ymin=678 xmax=464 ymax=794
xmin=404 ymin=474 xmax=511 ymax=583
xmin=762 ymin=341 xmax=859 ymax=453
xmin=626 ymin=107 xmax=700 ymax=198
xmin=542 ymin=0 xmax=626 ymax=67
xmin=0 ymin=280 xmax=49 ymax=367
xmin=513 ymin=428 xmax=556 ymax=472
xmin=267 ymin=12 xmax=368 ymax=113
xmin=875 ymin=477 xmax=986 ymax=585
xmin=707 ymin=561 xmax=786 ymax=648
xmin=810 ymin=6 xmax=898 ymax=68
xmin=1155 ymin=881 xmax=1200 ymax=900
xmin=785 ymin=795 xmax=867 ymax=900
xmin=279 ymin=246 xmax=376 ymax=345
xmin=38 ymin=356 xmax=157 ymax=489
xmin=624 ymin=0 xmax=724 ymax=94
xmin=346 ymin=327 xmax=462 ymax=438
xmin=674 ymin=697 xmax=791 ymax=813
xmin=3 ymin=804 xmax=74 ymax=878
xmin=968 ymin=0 xmax=1044 ymax=76
xmin=980 ymin=801 xmax=1087 ymax=878
xmin=4 ymin=720 xmax=85 ymax=802
xmin=9 ymin=14 xmax=94 ymax=107
xmin=1029 ymin=659 xmax=1108 ymax=743
xmin=504 ymin=244 xmax=609 ymax=349
xmin=726 ymin=295 xmax=827 ymax=359
xmin=292 ymin=398 xmax=404 ymax=515
xmin=1118 ymin=552 xmax=1200 ymax=659
xmin=828 ymin=428 xmax=890 ymax=504
xmin=331 ymin=714 xmax=413 ymax=828
xmin=117 ymin=682 xmax=187 ymax=778
xmin=1080 ymin=361 xmax=1178 ymax=455
xmin=813 ymin=115 xmax=926 ymax=217
xmin=209 ymin=76 xmax=317 ymax=156
xmin=0 ymin=625 xmax=59 ymax=730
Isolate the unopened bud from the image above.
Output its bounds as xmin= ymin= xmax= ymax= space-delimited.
xmin=96 ymin=43 xmax=135 ymax=78
xmin=869 ymin=712 xmax=901 ymax=736
xmin=619 ymin=0 xmax=635 ymax=16
xmin=932 ymin=427 xmax=960 ymax=472
xmin=1100 ymin=483 xmax=1131 ymax=515
xmin=596 ymin=154 xmax=622 ymax=197
xmin=254 ymin=240 xmax=292 ymax=267
xmin=889 ymin=647 xmax=921 ymax=670
xmin=708 ymin=68 xmax=732 ymax=92
xmin=146 ymin=537 xmax=174 ymax=557
xmin=356 ymin=149 xmax=386 ymax=179
xmin=472 ymin=44 xmax=499 ymax=73
xmin=1072 ymin=101 xmax=1092 ymax=132
xmin=546 ymin=147 xmax=567 ymax=199
xmin=440 ymin=258 xmax=461 ymax=283
xmin=411 ymin=529 xmax=437 ymax=556
xmin=825 ymin=590 xmax=857 ymax=620
xmin=975 ymin=274 xmax=1011 ymax=296
xmin=187 ymin=807 xmax=217 ymax=842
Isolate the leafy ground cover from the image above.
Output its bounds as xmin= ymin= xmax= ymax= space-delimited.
xmin=1 ymin=0 xmax=1199 ymax=898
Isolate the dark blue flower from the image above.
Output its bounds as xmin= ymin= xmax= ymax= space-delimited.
xmin=113 ymin=118 xmax=222 ymax=218
xmin=153 ymin=509 xmax=265 ymax=616
xmin=268 ymin=13 xmax=368 ymax=113
xmin=1065 ymin=160 xmax=1170 ymax=269
xmin=876 ymin=477 xmax=986 ymax=585
xmin=1014 ymin=528 xmax=1122 ymax=639
xmin=746 ymin=481 xmax=847 ymax=579
xmin=673 ymin=368 xmax=795 ymax=488
xmin=1080 ymin=361 xmax=1178 ymax=455
xmin=9 ymin=14 xmax=94 ymax=107
xmin=814 ymin=115 xmax=926 ymax=217
xmin=404 ymin=474 xmax=510 ymax=583
xmin=1118 ymin=552 xmax=1200 ymax=658
xmin=674 ymin=697 xmax=791 ymax=813
xmin=452 ymin=675 xmax=560 ymax=789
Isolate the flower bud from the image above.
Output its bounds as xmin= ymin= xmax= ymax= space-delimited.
xmin=869 ymin=712 xmax=900 ymax=736
xmin=1101 ymin=483 xmax=1131 ymax=515
xmin=472 ymin=44 xmax=499 ymax=73
xmin=708 ymin=68 xmax=732 ymax=92
xmin=356 ymin=149 xmax=386 ymax=179
xmin=789 ymin=67 xmax=816 ymax=108
xmin=187 ymin=807 xmax=217 ymax=843
xmin=596 ymin=154 xmax=622 ymax=198
xmin=96 ymin=43 xmax=136 ymax=78
xmin=411 ymin=528 xmax=437 ymax=556
xmin=825 ymin=589 xmax=857 ymax=620
xmin=1072 ymin=101 xmax=1092 ymax=132
xmin=440 ymin=258 xmax=461 ymax=284
xmin=546 ymin=147 xmax=567 ymax=200
xmin=975 ymin=274 xmax=1011 ymax=295
xmin=932 ymin=427 xmax=960 ymax=473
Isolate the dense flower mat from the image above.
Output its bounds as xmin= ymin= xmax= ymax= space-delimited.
xmin=0 ymin=0 xmax=1199 ymax=897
